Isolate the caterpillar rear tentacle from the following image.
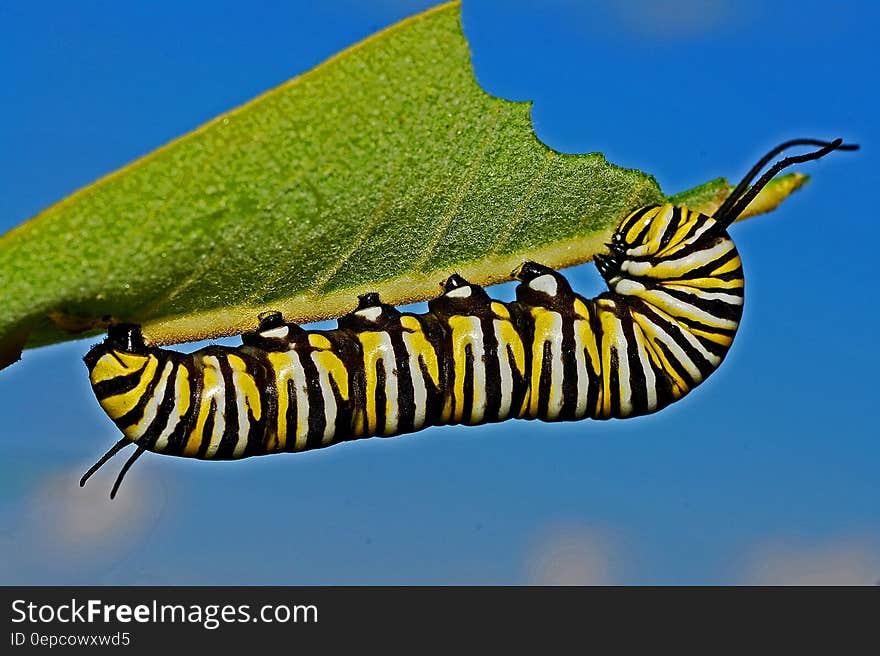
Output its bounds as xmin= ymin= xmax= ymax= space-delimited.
xmin=82 ymin=138 xmax=857 ymax=497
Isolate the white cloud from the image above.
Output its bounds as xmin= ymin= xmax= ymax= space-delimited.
xmin=524 ymin=520 xmax=619 ymax=585
xmin=610 ymin=0 xmax=733 ymax=37
xmin=742 ymin=537 xmax=880 ymax=586
xmin=0 ymin=460 xmax=167 ymax=583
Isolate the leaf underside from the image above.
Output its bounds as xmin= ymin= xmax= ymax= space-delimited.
xmin=0 ymin=1 xmax=806 ymax=369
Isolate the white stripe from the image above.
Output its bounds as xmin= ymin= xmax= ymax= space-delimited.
xmin=622 ymin=240 xmax=733 ymax=278
xmin=232 ymin=366 xmax=253 ymax=458
xmin=612 ymin=320 xmax=633 ymax=417
xmin=288 ymin=350 xmax=310 ymax=451
xmin=464 ymin=316 xmax=487 ymax=423
xmin=666 ymin=214 xmax=715 ymax=253
xmin=493 ymin=319 xmax=514 ymax=419
xmin=633 ymin=324 xmax=658 ymax=412
xmin=446 ymin=286 xmax=472 ymax=298
xmin=311 ymin=352 xmax=338 ymax=446
xmin=153 ymin=365 xmax=186 ymax=452
xmin=643 ymin=288 xmax=739 ymax=332
xmin=572 ymin=319 xmax=590 ymax=419
xmin=529 ymin=274 xmax=558 ymax=296
xmin=380 ymin=333 xmax=400 ymax=435
xmin=613 ymin=278 xmax=646 ymax=295
xmin=662 ymin=284 xmax=744 ymax=306
xmin=545 ymin=312 xmax=565 ymax=420
xmin=128 ymin=361 xmax=174 ymax=441
xmin=356 ymin=306 xmax=382 ymax=321
xmin=203 ymin=356 xmax=226 ymax=459
xmin=260 ymin=326 xmax=289 ymax=339
xmin=402 ymin=333 xmax=429 ymax=429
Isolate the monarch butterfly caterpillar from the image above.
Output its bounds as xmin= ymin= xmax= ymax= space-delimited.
xmin=82 ymin=138 xmax=856 ymax=497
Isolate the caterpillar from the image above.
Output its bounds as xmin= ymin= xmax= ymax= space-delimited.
xmin=82 ymin=138 xmax=856 ymax=497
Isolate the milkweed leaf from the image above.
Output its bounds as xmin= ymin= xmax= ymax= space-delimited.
xmin=0 ymin=1 xmax=804 ymax=369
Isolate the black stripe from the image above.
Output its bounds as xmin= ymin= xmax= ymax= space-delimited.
xmin=665 ymin=312 xmax=739 ymax=339
xmin=328 ymin=372 xmax=350 ymax=446
xmin=672 ymin=245 xmax=741 ymax=281
xmin=214 ymin=355 xmax=241 ymax=460
xmin=657 ymin=206 xmax=685 ymax=251
xmin=242 ymin=349 xmax=276 ymax=457
xmin=461 ymin=343 xmax=475 ymax=425
xmin=141 ymin=360 xmax=181 ymax=451
xmin=537 ymin=340 xmax=553 ymax=420
xmin=656 ymin=284 xmax=743 ymax=322
xmin=374 ymin=358 xmax=388 ymax=435
xmin=92 ymin=362 xmax=149 ymax=400
xmin=607 ymin=345 xmax=621 ymax=419
xmin=410 ymin=313 xmax=447 ymax=428
xmin=584 ymin=297 xmax=607 ymax=420
xmin=389 ymin=328 xmax=416 ymax=434
xmin=503 ymin=343 xmax=527 ymax=421
xmin=505 ymin=301 xmax=534 ymax=420
xmin=652 ymin=339 xmax=697 ymax=391
xmin=619 ymin=206 xmax=655 ymax=242
xmin=559 ymin=310 xmax=579 ymax=420
xmin=619 ymin=308 xmax=649 ymax=416
xmin=693 ymin=333 xmax=731 ymax=358
xmin=338 ymin=332 xmax=367 ymax=441
xmin=285 ymin=378 xmax=299 ymax=451
xmin=196 ymin=398 xmax=217 ymax=459
xmin=624 ymin=228 xmax=729 ymax=266
xmin=416 ymin=355 xmax=442 ymax=428
xmin=301 ymin=345 xmax=328 ymax=450
xmin=164 ymin=357 xmax=202 ymax=456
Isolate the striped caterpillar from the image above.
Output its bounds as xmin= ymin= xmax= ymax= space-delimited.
xmin=82 ymin=138 xmax=856 ymax=497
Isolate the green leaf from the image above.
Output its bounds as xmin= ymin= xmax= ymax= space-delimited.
xmin=0 ymin=0 xmax=805 ymax=369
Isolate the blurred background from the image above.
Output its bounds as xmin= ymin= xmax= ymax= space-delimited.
xmin=0 ymin=0 xmax=877 ymax=585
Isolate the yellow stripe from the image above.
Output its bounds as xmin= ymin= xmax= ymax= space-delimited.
xmin=228 ymin=354 xmax=262 ymax=421
xmin=491 ymin=301 xmax=510 ymax=320
xmin=357 ymin=331 xmax=387 ymax=434
xmin=308 ymin=334 xmax=332 ymax=350
xmin=712 ymin=255 xmax=743 ymax=275
xmin=312 ymin=348 xmax=349 ymax=401
xmin=527 ymin=307 xmax=559 ymax=417
xmin=495 ymin=316 xmax=525 ymax=377
xmin=657 ymin=208 xmax=701 ymax=258
xmin=596 ymin=300 xmax=622 ymax=419
xmin=98 ymin=355 xmax=160 ymax=419
xmin=176 ymin=365 xmax=191 ymax=423
xmin=400 ymin=316 xmax=440 ymax=386
xmin=267 ymin=352 xmax=294 ymax=452
xmin=89 ymin=351 xmax=149 ymax=384
xmin=446 ymin=315 xmax=478 ymax=423
xmin=183 ymin=359 xmax=221 ymax=457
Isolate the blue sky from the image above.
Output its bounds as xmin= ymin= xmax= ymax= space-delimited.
xmin=0 ymin=0 xmax=877 ymax=584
